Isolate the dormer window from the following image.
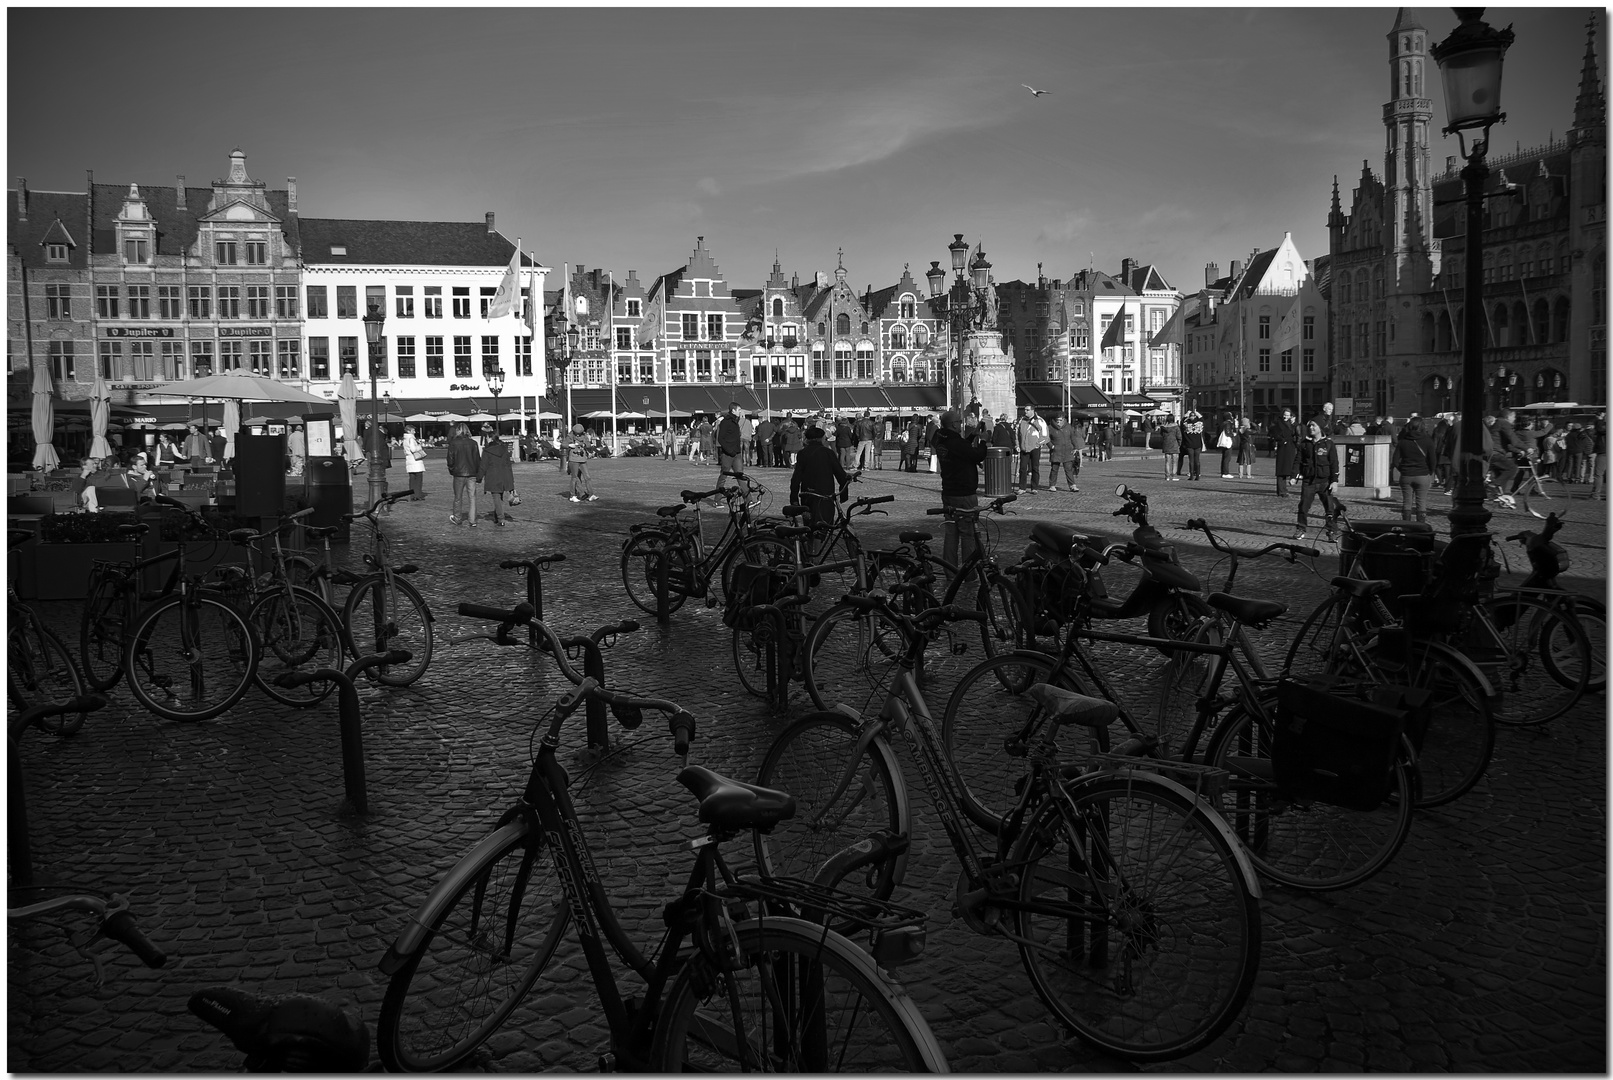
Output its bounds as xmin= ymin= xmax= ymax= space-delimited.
xmin=215 ymin=241 xmax=238 ymax=265
xmin=45 ymin=243 xmax=68 ymax=263
xmin=330 ymin=245 xmax=347 ymax=257
xmin=123 ymin=238 xmax=148 ymax=263
xmin=245 ymin=241 xmax=267 ymax=265
xmin=626 ymin=299 xmax=641 ymax=318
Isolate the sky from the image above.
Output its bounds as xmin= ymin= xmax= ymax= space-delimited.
xmin=7 ymin=5 xmax=1602 ymax=297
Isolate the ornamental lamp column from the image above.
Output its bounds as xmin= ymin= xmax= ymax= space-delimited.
xmin=363 ymin=301 xmax=387 ymax=511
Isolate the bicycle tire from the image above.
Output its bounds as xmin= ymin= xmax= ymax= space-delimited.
xmin=377 ymin=824 xmax=570 ymax=1072
xmin=940 ymin=650 xmax=1091 ymax=834
xmin=341 ymin=575 xmax=433 ymax=687
xmin=1203 ymin=704 xmax=1417 ymax=891
xmin=1365 ymin=635 xmax=1494 ymax=808
xmin=124 ymin=595 xmax=259 ymax=722
xmin=284 ymin=554 xmax=336 ymax=609
xmin=651 ymin=916 xmax=947 ymax=1073
xmin=8 ymin=619 xmax=88 ymax=736
xmin=247 ymin=587 xmax=344 ymax=709
xmin=78 ymin=568 xmax=128 ymax=693
xmin=1478 ymin=594 xmax=1589 ymax=726
xmin=1010 ymin=773 xmax=1260 ymax=1061
xmin=1280 ymin=594 xmax=1365 ymax=682
xmin=1565 ymin=594 xmax=1607 ymax=694
xmin=801 ymin=601 xmax=908 ymax=716
xmin=620 ymin=531 xmax=689 ymax=616
xmin=733 ymin=619 xmax=782 ymax=701
xmin=753 ymin=712 xmax=907 ymax=907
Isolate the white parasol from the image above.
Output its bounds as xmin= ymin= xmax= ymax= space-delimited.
xmin=144 ymin=372 xmax=328 ymax=404
xmin=337 ymin=372 xmax=362 ymax=463
xmin=30 ymin=364 xmax=59 ymax=471
xmin=89 ymin=367 xmax=115 ymax=459
xmin=221 ymin=399 xmax=241 ymax=461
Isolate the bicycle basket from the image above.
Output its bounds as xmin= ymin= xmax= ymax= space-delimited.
xmin=1272 ymin=676 xmax=1407 ymax=812
xmin=722 ymin=562 xmax=794 ymax=630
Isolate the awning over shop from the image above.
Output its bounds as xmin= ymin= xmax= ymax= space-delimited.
xmin=1015 ymin=383 xmax=1109 ymax=410
xmin=757 ymin=387 xmax=824 ymax=415
xmin=829 ymin=387 xmax=895 ymax=411
xmin=882 ymin=386 xmax=947 ymax=411
xmin=121 ymin=402 xmax=333 ymax=426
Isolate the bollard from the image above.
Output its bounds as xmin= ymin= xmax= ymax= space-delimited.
xmin=275 ymin=650 xmax=409 ymax=817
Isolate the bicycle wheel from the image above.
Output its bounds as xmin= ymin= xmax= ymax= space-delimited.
xmin=754 ymin=712 xmax=906 ymax=907
xmin=247 ymin=587 xmax=344 ymax=709
xmin=1366 ymin=636 xmax=1494 ymax=808
xmin=620 ymin=531 xmax=689 ymax=616
xmin=1281 ymin=594 xmax=1369 ymax=682
xmin=941 ymin=651 xmax=1091 ymax=834
xmin=125 ymin=595 xmax=259 ymax=722
xmin=8 ymin=619 xmax=88 ymax=736
xmin=377 ymin=824 xmax=569 ymax=1072
xmin=342 ymin=575 xmax=433 ymax=687
xmin=733 ymin=619 xmax=782 ymax=701
xmin=652 ymin=916 xmax=946 ymax=1072
xmin=78 ymin=569 xmax=127 ymax=693
xmin=1010 ymin=773 xmax=1260 ymax=1061
xmin=952 ymin=570 xmax=1028 ymax=659
xmin=801 ymin=601 xmax=906 ymax=716
xmin=283 ymin=554 xmax=336 ymax=609
xmin=1479 ymin=594 xmax=1589 ymax=726
xmin=1204 ymin=705 xmax=1416 ymax=891
xmin=1566 ymin=595 xmax=1607 ymax=694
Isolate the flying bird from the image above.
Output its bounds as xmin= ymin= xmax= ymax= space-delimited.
xmin=1023 ymin=84 xmax=1050 ymax=97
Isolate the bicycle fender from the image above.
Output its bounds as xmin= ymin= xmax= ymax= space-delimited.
xmin=377 ymin=820 xmax=540 ymax=975
xmin=1066 ymin=769 xmax=1263 ymax=900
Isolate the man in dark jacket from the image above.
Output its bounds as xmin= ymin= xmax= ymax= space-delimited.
xmin=1486 ymin=409 xmax=1522 ymax=499
xmin=1271 ymin=408 xmax=1300 ymax=496
xmin=789 ymin=426 xmax=853 ymax=525
xmin=754 ymin=414 xmax=775 ymax=468
xmin=1294 ymin=420 xmax=1341 ymax=540
xmin=853 ymin=410 xmax=880 ymax=471
xmin=933 ymin=409 xmax=989 ymax=566
xmin=1312 ymin=400 xmax=1341 ymax=437
xmin=446 ymin=422 xmax=482 ymax=526
xmin=716 ymin=401 xmax=744 ymax=479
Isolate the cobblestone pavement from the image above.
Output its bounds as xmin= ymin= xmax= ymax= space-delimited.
xmin=9 ymin=448 xmax=1607 ymax=1072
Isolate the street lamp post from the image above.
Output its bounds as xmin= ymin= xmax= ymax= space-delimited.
xmin=564 ymin=324 xmax=580 ymax=434
xmin=1432 ymin=7 xmax=1514 ymax=539
xmin=363 ymin=301 xmax=387 ymax=512
xmin=488 ymin=366 xmax=506 ymax=436
xmin=926 ymin=234 xmax=979 ymax=414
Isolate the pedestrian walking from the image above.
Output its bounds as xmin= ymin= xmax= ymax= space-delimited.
xmin=1097 ymin=421 xmax=1112 ymax=462
xmin=478 ymin=434 xmax=516 ymax=525
xmin=1236 ymin=417 xmax=1258 ymax=479
xmin=1586 ymin=420 xmax=1606 ymax=498
xmin=1217 ymin=417 xmax=1238 ymax=478
xmin=1271 ymin=409 xmax=1299 ymax=495
xmin=183 ymin=424 xmax=211 ymax=468
xmin=1294 ymin=421 xmax=1341 ymax=541
xmin=754 ymin=413 xmax=775 ymax=469
xmin=1047 ymin=414 xmax=1081 ymax=492
xmin=716 ymin=400 xmax=744 ymax=478
xmin=1391 ymin=416 xmax=1436 ymax=523
xmin=1014 ymin=405 xmax=1046 ymax=492
xmin=1160 ymin=417 xmax=1182 ymax=480
xmin=834 ymin=415 xmax=857 ymax=469
xmin=446 ymin=422 xmax=481 ymax=526
xmin=739 ymin=409 xmax=755 ymax=467
xmin=402 ymin=425 xmax=427 ymax=500
xmin=285 ymin=422 xmax=306 ymax=477
xmin=788 ymin=425 xmax=852 ymax=526
xmin=1181 ymin=411 xmax=1205 ymax=480
xmin=932 ymin=409 xmax=988 ymax=567
xmin=563 ymin=424 xmax=598 ymax=502
xmin=780 ymin=416 xmax=805 ymax=467
xmin=1431 ymin=416 xmax=1453 ymax=489
xmin=854 ymin=410 xmax=879 ymax=471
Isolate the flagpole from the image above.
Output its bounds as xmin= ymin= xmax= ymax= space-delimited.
xmin=609 ymin=269 xmax=619 ymax=455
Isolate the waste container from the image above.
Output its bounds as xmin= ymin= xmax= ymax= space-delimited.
xmin=1339 ymin=520 xmax=1434 ymax=614
xmin=304 ymin=456 xmax=353 ymax=543
xmin=985 ymin=447 xmax=1013 ymax=497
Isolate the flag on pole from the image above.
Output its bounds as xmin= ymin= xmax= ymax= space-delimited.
xmin=525 ymin=270 xmax=541 ymax=337
xmin=1099 ymin=305 xmax=1127 ymax=351
xmin=487 ymin=243 xmax=522 ymax=319
xmin=1148 ymin=299 xmax=1189 ymax=348
xmin=1271 ymin=295 xmax=1304 ymax=355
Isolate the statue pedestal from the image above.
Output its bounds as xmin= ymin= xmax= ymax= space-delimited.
xmin=967 ymin=333 xmax=1017 ymax=423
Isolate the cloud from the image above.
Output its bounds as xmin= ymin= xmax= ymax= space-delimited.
xmin=696 ymin=177 xmax=720 ymax=197
xmin=1036 ymin=210 xmax=1096 ymax=245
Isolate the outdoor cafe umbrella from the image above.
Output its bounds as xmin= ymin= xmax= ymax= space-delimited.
xmin=143 ymin=371 xmax=328 ymax=438
xmin=89 ymin=367 xmax=115 ymax=460
xmin=338 ymin=372 xmax=362 ymax=463
xmin=221 ymin=399 xmax=241 ymax=462
xmin=30 ymin=363 xmax=58 ymax=471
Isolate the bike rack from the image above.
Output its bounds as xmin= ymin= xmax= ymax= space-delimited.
xmin=500 ymin=555 xmax=565 ymax=646
xmin=274 ymin=650 xmax=411 ymax=816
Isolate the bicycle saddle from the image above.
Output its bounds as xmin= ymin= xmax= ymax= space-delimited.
xmin=1023 ymin=683 xmax=1119 ymax=728
xmin=1030 ymin=522 xmax=1101 ymax=558
xmin=677 ymin=765 xmax=796 ymax=832
xmin=898 ymin=531 xmax=933 ymax=544
xmin=188 ymin=987 xmax=369 ymax=1072
xmin=1330 ymin=576 xmax=1395 ymax=599
xmin=1207 ymin=592 xmax=1285 ymax=629
xmin=302 ymin=525 xmax=338 ymax=541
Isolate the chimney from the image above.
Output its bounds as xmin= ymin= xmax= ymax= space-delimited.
xmin=1446 ymin=155 xmax=1459 ymax=172
xmin=485 ymin=211 xmax=495 ymax=234
xmin=175 ymin=175 xmax=186 ymax=210
xmin=1229 ymin=259 xmax=1242 ymax=281
xmin=286 ymin=177 xmax=296 ymax=213
xmin=15 ymin=178 xmax=25 ymax=221
xmin=1205 ymin=262 xmax=1219 ymax=286
xmin=1121 ymin=257 xmax=1136 ymax=284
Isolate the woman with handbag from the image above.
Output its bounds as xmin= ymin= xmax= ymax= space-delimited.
xmin=1217 ymin=417 xmax=1237 ymax=478
xmin=1235 ymin=417 xmax=1258 ymax=479
xmin=1391 ymin=417 xmax=1437 ymax=523
xmin=403 ymin=425 xmax=427 ymax=500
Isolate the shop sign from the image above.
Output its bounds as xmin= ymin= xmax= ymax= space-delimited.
xmin=103 ymin=326 xmax=174 ymax=338
xmin=219 ymin=327 xmax=272 ymax=338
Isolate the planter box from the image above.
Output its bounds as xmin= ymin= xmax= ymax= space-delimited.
xmin=34 ymin=541 xmax=141 ymax=601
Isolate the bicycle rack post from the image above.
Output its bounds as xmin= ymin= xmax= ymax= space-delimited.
xmin=577 ymin=638 xmax=610 ymax=750
xmin=274 ymin=650 xmax=408 ymax=817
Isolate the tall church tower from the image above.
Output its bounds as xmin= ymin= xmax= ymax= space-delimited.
xmin=1383 ymin=9 xmax=1435 ymax=282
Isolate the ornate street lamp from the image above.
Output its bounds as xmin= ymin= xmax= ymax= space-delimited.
xmin=363 ymin=301 xmax=387 ymax=512
xmin=563 ymin=323 xmax=580 ymax=434
xmin=926 ymin=235 xmax=992 ymax=413
xmin=488 ymin=366 xmax=506 ymax=435
xmin=1432 ymin=6 xmax=1514 ymax=539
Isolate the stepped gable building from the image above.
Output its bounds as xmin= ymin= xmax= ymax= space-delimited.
xmin=1183 ymin=233 xmax=1330 ymax=423
xmin=1327 ymin=9 xmax=1605 ymax=416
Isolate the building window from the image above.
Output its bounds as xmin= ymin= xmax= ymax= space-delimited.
xmin=453 ymin=336 xmax=472 ymax=377
xmin=694 ymin=350 xmax=712 ymax=380
xmin=670 ymin=352 xmax=688 ymax=381
xmin=626 ymin=299 xmax=641 ymax=318
xmin=584 ymin=326 xmax=601 ymax=351
xmin=517 ymin=337 xmax=532 ymax=377
xmin=452 ymin=288 xmax=471 ymax=319
xmin=706 ymin=313 xmax=724 ymax=341
xmin=836 ymin=313 xmax=851 ymax=337
xmin=395 ymin=286 xmax=413 ymax=319
xmin=856 ymin=344 xmax=875 ymax=379
xmin=248 ymin=339 xmax=271 ymax=376
xmin=366 ymin=286 xmax=385 ymax=321
xmin=278 ymin=339 xmax=300 ymax=379
xmin=618 ymin=357 xmax=634 ymax=384
xmin=1258 ymin=315 xmax=1271 ymax=340
xmin=615 ymin=327 xmax=632 ymax=350
xmin=218 ymin=287 xmax=241 ymax=319
xmin=305 ymin=286 xmax=326 ymax=319
xmin=45 ymin=284 xmax=71 ymax=319
xmin=1374 ymin=321 xmax=1386 ymax=356
xmin=481 ymin=336 xmax=499 ymax=377
xmin=788 ymin=355 xmax=805 ymax=382
xmin=338 ymin=336 xmax=358 ymax=375
xmin=1278 ymin=348 xmax=1292 ymax=373
xmin=834 ymin=345 xmax=853 ymax=380
xmin=246 ymin=286 xmax=270 ymax=319
xmin=157 ymin=285 xmax=181 ymax=319
xmin=308 ymin=338 xmax=329 ymax=380
xmin=425 ymin=336 xmax=444 ymax=378
xmin=124 ymin=285 xmax=150 ymax=319
xmin=719 ymin=350 xmax=736 ymax=378
xmin=1303 ymin=348 xmax=1315 ymax=373
xmin=424 ymin=286 xmax=443 ymax=318
xmin=244 ymin=241 xmax=267 ymax=265
xmin=215 ymin=241 xmax=237 ymax=265
xmin=220 ymin=340 xmax=244 ymax=371
xmin=337 ymin=286 xmax=357 ymax=319
xmin=1258 ymin=348 xmax=1270 ymax=373
xmin=96 ymin=285 xmax=119 ymax=318
xmin=123 ymin=238 xmax=148 ymax=263
xmin=48 ymin=341 xmax=74 ymax=381
xmin=395 ymin=337 xmax=415 ymax=379
xmin=45 ymin=243 xmax=68 ymax=263
xmin=681 ymin=313 xmax=699 ymax=340
xmin=369 ymin=338 xmax=387 ymax=380
xmin=891 ymin=327 xmax=907 ymax=350
xmin=274 ymin=285 xmax=297 ymax=318
xmin=190 ymin=340 xmax=213 ymax=376
xmin=162 ymin=341 xmax=185 ymax=379
xmin=479 ymin=288 xmax=496 ymax=318
xmin=99 ymin=341 xmax=121 ymax=379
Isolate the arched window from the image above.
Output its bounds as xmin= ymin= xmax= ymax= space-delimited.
xmin=913 ymin=326 xmax=928 ymax=347
xmin=1533 ymin=298 xmax=1551 ymax=343
xmin=912 ymin=361 xmax=929 ymax=383
xmin=890 ymin=327 xmax=907 ymax=350
xmin=889 ymin=361 xmax=907 ymax=383
xmin=860 ymin=321 xmax=869 ymax=336
xmin=1553 ymin=296 xmax=1571 ymax=343
xmin=817 ymin=321 xmax=826 ymax=337
xmin=772 ymin=297 xmax=784 ymax=318
xmin=1339 ymin=276 xmax=1351 ymax=303
xmin=1493 ymin=303 xmax=1510 ymax=346
xmin=1512 ymin=301 xmax=1529 ymax=343
xmin=1373 ymin=265 xmax=1384 ymax=299
xmin=1356 ymin=269 xmax=1369 ymax=300
xmin=836 ymin=313 xmax=851 ymax=336
xmin=1421 ymin=311 xmax=1436 ymax=353
xmin=1437 ymin=308 xmax=1455 ymax=352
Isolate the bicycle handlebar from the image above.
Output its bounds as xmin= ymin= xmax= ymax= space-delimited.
xmin=925 ymin=493 xmax=1016 ymax=517
xmin=499 ymin=553 xmax=566 ymax=570
xmin=1183 ymin=519 xmax=1320 ymax=561
xmin=101 ymin=909 xmax=168 ymax=968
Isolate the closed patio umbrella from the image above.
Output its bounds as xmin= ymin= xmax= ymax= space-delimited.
xmin=221 ymin=399 xmax=241 ymax=462
xmin=89 ymin=367 xmax=114 ymax=460
xmin=30 ymin=364 xmax=58 ymax=471
xmin=338 ymin=372 xmax=362 ymax=463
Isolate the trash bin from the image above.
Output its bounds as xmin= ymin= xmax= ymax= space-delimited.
xmin=303 ymin=456 xmax=353 ymax=543
xmin=1339 ymin=520 xmax=1434 ymax=613
xmin=985 ymin=447 xmax=1013 ymax=497
xmin=1341 ymin=441 xmax=1367 ymax=487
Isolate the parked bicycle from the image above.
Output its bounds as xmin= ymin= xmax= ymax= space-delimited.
xmin=376 ymin=601 xmax=947 ymax=1072
xmin=337 ymin=490 xmax=433 ymax=687
xmin=9 ymin=529 xmax=88 ymax=735
xmin=1501 ymin=511 xmax=1605 ymax=696
xmin=619 ymin=471 xmax=771 ymax=616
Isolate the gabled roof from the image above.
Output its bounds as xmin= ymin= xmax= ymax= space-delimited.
xmin=863 ymin=284 xmax=899 ymax=318
xmin=1127 ymin=264 xmax=1174 ymax=294
xmin=1234 ymin=249 xmax=1278 ymax=298
xmin=91 ymin=182 xmax=297 ymax=258
xmin=299 ymin=218 xmax=531 ymax=267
